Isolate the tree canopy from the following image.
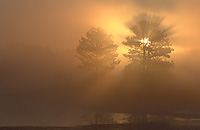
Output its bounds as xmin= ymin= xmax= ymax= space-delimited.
xmin=123 ymin=14 xmax=174 ymax=76
xmin=118 ymin=14 xmax=176 ymax=113
xmin=76 ymin=27 xmax=120 ymax=72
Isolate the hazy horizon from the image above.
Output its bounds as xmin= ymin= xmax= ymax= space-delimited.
xmin=0 ymin=0 xmax=200 ymax=127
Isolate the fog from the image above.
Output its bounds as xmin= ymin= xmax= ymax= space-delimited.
xmin=0 ymin=0 xmax=200 ymax=126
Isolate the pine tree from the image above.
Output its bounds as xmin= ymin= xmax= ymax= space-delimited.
xmin=76 ymin=27 xmax=120 ymax=73
xmin=122 ymin=14 xmax=175 ymax=122
xmin=76 ymin=27 xmax=120 ymax=125
xmin=123 ymin=14 xmax=174 ymax=79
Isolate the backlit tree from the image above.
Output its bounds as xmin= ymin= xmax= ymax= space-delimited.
xmin=76 ymin=27 xmax=120 ymax=124
xmin=122 ymin=14 xmax=175 ymax=122
xmin=76 ymin=27 xmax=120 ymax=73
xmin=123 ymin=14 xmax=174 ymax=81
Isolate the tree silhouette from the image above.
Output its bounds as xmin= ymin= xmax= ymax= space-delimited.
xmin=76 ymin=27 xmax=120 ymax=125
xmin=123 ymin=14 xmax=174 ymax=86
xmin=123 ymin=14 xmax=174 ymax=74
xmin=76 ymin=27 xmax=120 ymax=73
xmin=121 ymin=14 xmax=175 ymax=122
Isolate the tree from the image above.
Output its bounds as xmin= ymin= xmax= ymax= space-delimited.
xmin=123 ymin=14 xmax=174 ymax=84
xmin=76 ymin=27 xmax=120 ymax=125
xmin=76 ymin=27 xmax=120 ymax=73
xmin=122 ymin=14 xmax=175 ymax=122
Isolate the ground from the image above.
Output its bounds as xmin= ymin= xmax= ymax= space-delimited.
xmin=1 ymin=123 xmax=200 ymax=130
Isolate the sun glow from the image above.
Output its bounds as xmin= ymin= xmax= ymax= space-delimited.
xmin=97 ymin=14 xmax=132 ymax=40
xmin=104 ymin=20 xmax=131 ymax=38
xmin=140 ymin=38 xmax=151 ymax=47
xmin=99 ymin=17 xmax=131 ymax=55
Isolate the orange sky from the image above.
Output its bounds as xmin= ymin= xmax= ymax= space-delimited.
xmin=0 ymin=0 xmax=200 ymax=126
